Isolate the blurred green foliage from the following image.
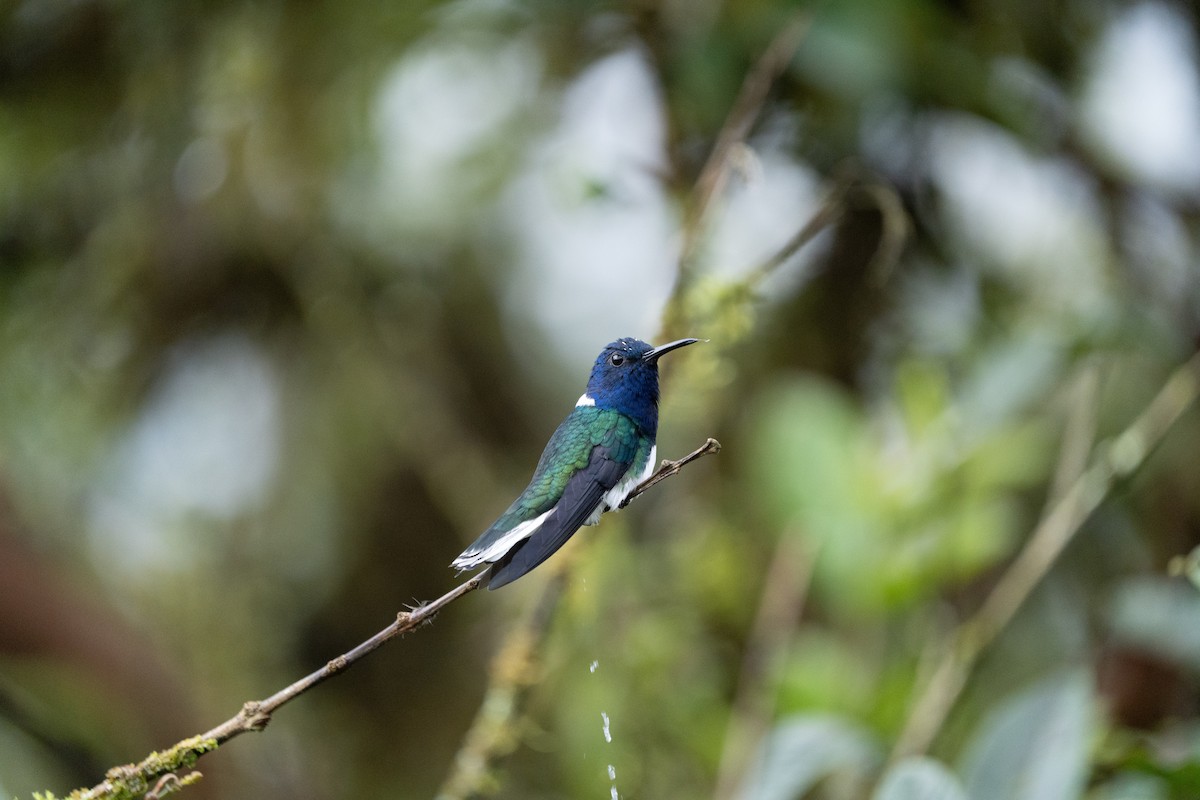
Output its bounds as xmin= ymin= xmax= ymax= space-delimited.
xmin=2 ymin=1 xmax=1200 ymax=799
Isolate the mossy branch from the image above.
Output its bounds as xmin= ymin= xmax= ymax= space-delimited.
xmin=46 ymin=439 xmax=720 ymax=800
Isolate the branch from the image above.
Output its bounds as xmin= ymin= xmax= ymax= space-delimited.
xmin=63 ymin=439 xmax=720 ymax=800
xmin=681 ymin=13 xmax=812 ymax=257
xmin=200 ymin=572 xmax=489 ymax=744
xmin=744 ymin=170 xmax=909 ymax=293
xmin=661 ymin=12 xmax=812 ymax=340
xmin=745 ymin=176 xmax=850 ymax=289
xmin=434 ymin=438 xmax=720 ymax=800
xmin=620 ymin=437 xmax=722 ymax=508
xmin=891 ymin=351 xmax=1200 ymax=760
xmin=434 ymin=438 xmax=723 ymax=797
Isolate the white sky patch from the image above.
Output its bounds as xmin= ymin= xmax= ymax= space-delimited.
xmin=1121 ymin=193 xmax=1199 ymax=322
xmin=928 ymin=113 xmax=1108 ymax=314
xmin=896 ymin=263 xmax=981 ymax=357
xmin=699 ymin=146 xmax=821 ymax=282
xmin=1080 ymin=2 xmax=1200 ymax=194
xmin=502 ymin=49 xmax=676 ymax=364
xmin=87 ymin=333 xmax=281 ymax=577
xmin=366 ymin=32 xmax=542 ymax=237
xmin=173 ymin=136 xmax=228 ymax=203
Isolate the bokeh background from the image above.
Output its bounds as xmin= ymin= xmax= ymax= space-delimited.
xmin=2 ymin=0 xmax=1200 ymax=798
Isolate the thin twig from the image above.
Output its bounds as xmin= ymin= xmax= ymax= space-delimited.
xmin=891 ymin=352 xmax=1200 ymax=760
xmin=682 ymin=13 xmax=813 ymax=259
xmin=202 ymin=572 xmax=488 ymax=744
xmin=433 ymin=438 xmax=722 ymax=797
xmin=620 ymin=437 xmax=722 ymax=507
xmin=743 ymin=171 xmax=909 ymax=294
xmin=72 ymin=439 xmax=721 ymax=800
xmin=434 ymin=438 xmax=723 ymax=796
xmin=77 ymin=572 xmax=488 ymax=800
xmin=745 ymin=177 xmax=851 ymax=289
xmin=855 ymin=181 xmax=910 ymax=287
xmin=661 ymin=12 xmax=812 ymax=339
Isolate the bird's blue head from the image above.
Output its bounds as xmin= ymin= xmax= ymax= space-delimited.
xmin=580 ymin=337 xmax=701 ymax=436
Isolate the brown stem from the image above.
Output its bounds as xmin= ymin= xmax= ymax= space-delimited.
xmin=620 ymin=437 xmax=722 ymax=508
xmin=433 ymin=438 xmax=722 ymax=798
xmin=891 ymin=351 xmax=1200 ymax=760
xmin=682 ymin=14 xmax=813 ymax=256
xmin=744 ymin=171 xmax=908 ymax=293
xmin=200 ymin=570 xmax=488 ymax=745
xmin=75 ymin=438 xmax=720 ymax=800
xmin=661 ymin=13 xmax=812 ymax=340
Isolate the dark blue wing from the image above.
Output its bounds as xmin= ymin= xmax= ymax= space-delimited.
xmin=452 ymin=408 xmax=611 ymax=570
xmin=487 ymin=442 xmax=631 ymax=589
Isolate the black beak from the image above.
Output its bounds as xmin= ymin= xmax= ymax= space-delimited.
xmin=645 ymin=338 xmax=703 ymax=363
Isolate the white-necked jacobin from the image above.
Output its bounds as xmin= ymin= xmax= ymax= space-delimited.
xmin=451 ymin=337 xmax=701 ymax=589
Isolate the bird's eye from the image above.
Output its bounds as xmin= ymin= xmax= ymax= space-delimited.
xmin=609 ymin=353 xmax=625 ymax=366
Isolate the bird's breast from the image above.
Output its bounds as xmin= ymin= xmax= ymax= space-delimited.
xmin=584 ymin=444 xmax=657 ymax=526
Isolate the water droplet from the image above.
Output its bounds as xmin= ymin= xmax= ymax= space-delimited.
xmin=601 ymin=711 xmax=612 ymax=743
xmin=590 ymin=660 xmax=599 ymax=673
xmin=608 ymin=765 xmax=617 ymax=780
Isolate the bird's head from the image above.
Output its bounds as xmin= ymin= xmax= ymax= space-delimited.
xmin=581 ymin=337 xmax=700 ymax=434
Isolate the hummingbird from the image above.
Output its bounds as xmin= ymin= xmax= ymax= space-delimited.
xmin=451 ymin=337 xmax=701 ymax=589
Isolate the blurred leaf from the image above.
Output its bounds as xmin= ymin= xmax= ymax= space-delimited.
xmin=872 ymin=757 xmax=967 ymax=800
xmin=776 ymin=630 xmax=877 ymax=719
xmin=962 ymin=419 xmax=1055 ymax=490
xmin=738 ymin=714 xmax=881 ymax=800
xmin=1088 ymin=772 xmax=1169 ymax=800
xmin=957 ymin=331 xmax=1065 ymax=438
xmin=1109 ymin=578 xmax=1200 ymax=673
xmin=1115 ymin=751 xmax=1200 ymax=800
xmin=748 ymin=377 xmax=870 ymax=529
xmin=960 ymin=671 xmax=1092 ymax=800
xmin=1097 ymin=724 xmax=1200 ymax=800
xmin=894 ymin=359 xmax=951 ymax=439
xmin=748 ymin=374 xmax=1029 ymax=615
